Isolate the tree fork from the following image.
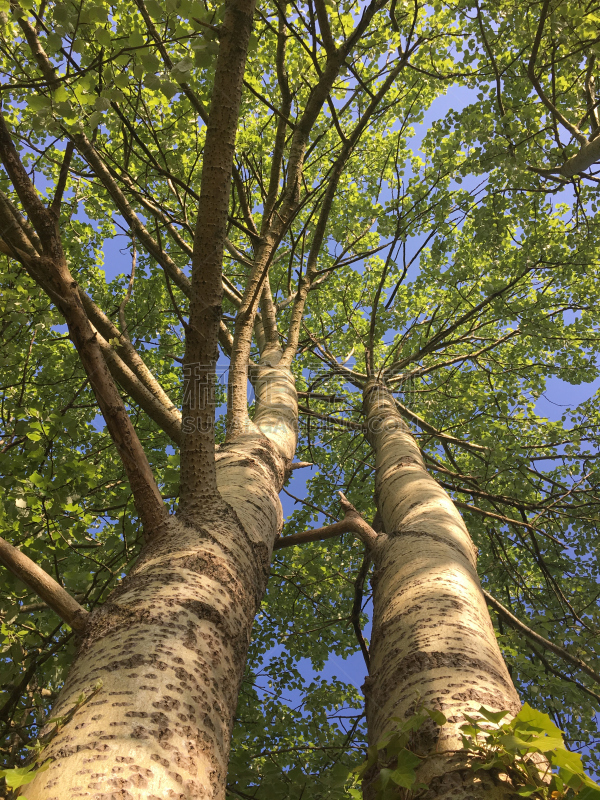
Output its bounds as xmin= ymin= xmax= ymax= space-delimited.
xmin=21 ymin=346 xmax=299 ymax=800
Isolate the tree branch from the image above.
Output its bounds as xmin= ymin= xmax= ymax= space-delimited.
xmin=527 ymin=0 xmax=587 ymax=146
xmin=227 ymin=0 xmax=387 ymax=430
xmin=351 ymin=550 xmax=371 ymax=670
xmin=0 ymin=537 xmax=88 ymax=633
xmin=179 ymin=0 xmax=257 ymax=514
xmin=78 ymin=288 xmax=179 ymax=416
xmin=313 ymin=0 xmax=336 ymax=57
xmin=118 ymin=238 xmax=136 ymax=342
xmin=49 ymin=141 xmax=74 ymax=218
xmin=393 ymin=396 xmax=489 ymax=454
xmin=0 ymin=112 xmax=166 ymax=537
xmin=282 ymin=55 xmax=410 ymax=368
xmin=275 ymin=491 xmax=379 ymax=549
xmin=133 ymin=0 xmax=209 ymax=123
xmin=455 ymin=500 xmax=567 ymax=548
xmin=483 ymin=590 xmax=600 ymax=687
xmin=94 ymin=327 xmax=183 ymax=446
xmin=71 ymin=132 xmax=193 ymax=298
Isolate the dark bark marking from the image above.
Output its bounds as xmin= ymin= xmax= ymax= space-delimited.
xmin=370 ymin=650 xmax=516 ymax=702
xmin=389 ymin=528 xmax=467 ymax=559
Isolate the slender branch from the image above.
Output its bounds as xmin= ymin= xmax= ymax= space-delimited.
xmin=366 ymin=230 xmax=399 ymax=376
xmin=163 ymin=268 xmax=188 ymax=333
xmin=71 ymin=132 xmax=193 ymax=298
xmin=219 ymin=319 xmax=235 ymax=356
xmin=94 ymin=327 xmax=182 ymax=446
xmin=227 ymin=0 xmax=387 ymax=430
xmin=282 ymin=487 xmax=336 ymax=521
xmin=455 ymin=500 xmax=567 ymax=548
xmin=351 ymin=550 xmax=371 ymax=670
xmin=111 ymin=176 xmax=246 ymax=307
xmin=232 ymin=167 xmax=259 ymax=240
xmin=527 ymin=0 xmax=587 ymax=146
xmin=298 ymin=403 xmax=364 ymax=430
xmin=262 ymin=13 xmax=292 ymax=233
xmin=275 ymin=491 xmax=379 ymax=549
xmin=385 ymin=265 xmax=539 ymax=376
xmin=0 ymin=112 xmax=166 ymax=537
xmin=274 ymin=518 xmax=353 ymax=549
xmin=475 ymin=0 xmax=504 ymax=116
xmin=78 ymin=287 xmax=175 ymax=400
xmin=313 ymin=0 xmax=336 ymax=56
xmin=49 ymin=141 xmax=74 ymax=217
xmin=282 ymin=55 xmax=410 ymax=368
xmin=0 ymin=537 xmax=88 ymax=633
xmin=483 ymin=590 xmax=600 ymax=687
xmin=529 ymin=644 xmax=600 ymax=704
xmin=297 ymin=391 xmax=346 ymax=403
xmin=118 ymin=238 xmax=136 ymax=341
xmin=584 ymin=55 xmax=600 ymax=136
xmin=133 ymin=0 xmax=209 ymax=122
xmin=393 ymin=396 xmax=489 ymax=454
xmin=16 ymin=13 xmax=59 ymax=89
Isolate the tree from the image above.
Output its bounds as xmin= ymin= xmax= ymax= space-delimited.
xmin=0 ymin=0 xmax=599 ymax=798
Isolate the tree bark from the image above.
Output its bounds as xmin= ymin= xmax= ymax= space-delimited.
xmin=362 ymin=381 xmax=521 ymax=800
xmin=179 ymin=0 xmax=257 ymax=512
xmin=23 ymin=361 xmax=298 ymax=800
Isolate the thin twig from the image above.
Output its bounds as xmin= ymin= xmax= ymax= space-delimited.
xmin=483 ymin=590 xmax=600 ymax=686
xmin=351 ymin=550 xmax=371 ymax=670
xmin=118 ymin=237 xmax=136 ymax=341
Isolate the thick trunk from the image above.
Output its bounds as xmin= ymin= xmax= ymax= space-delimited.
xmin=363 ymin=382 xmax=520 ymax=800
xmin=24 ymin=364 xmax=297 ymax=800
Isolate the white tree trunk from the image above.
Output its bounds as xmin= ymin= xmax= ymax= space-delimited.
xmin=23 ymin=362 xmax=297 ymax=800
xmin=363 ymin=381 xmax=520 ymax=799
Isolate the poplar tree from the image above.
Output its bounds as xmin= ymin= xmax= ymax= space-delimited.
xmin=0 ymin=1 xmax=599 ymax=799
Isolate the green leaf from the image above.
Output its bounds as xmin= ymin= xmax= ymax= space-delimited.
xmin=145 ymin=0 xmax=163 ymax=17
xmin=577 ymin=788 xmax=600 ymax=800
xmin=0 ymin=760 xmax=51 ymax=789
xmin=128 ymin=31 xmax=145 ymax=48
xmin=550 ymin=747 xmax=584 ymax=773
xmin=141 ymin=52 xmax=160 ymax=71
xmin=94 ymin=97 xmax=111 ymax=112
xmin=498 ymin=732 xmax=565 ymax=754
xmin=377 ymin=768 xmax=393 ymax=790
xmin=53 ymin=86 xmax=69 ymax=103
xmin=95 ymin=28 xmax=112 ymax=47
xmin=512 ymin=704 xmax=563 ymax=739
xmin=28 ymin=95 xmax=51 ymax=112
xmin=161 ymin=81 xmax=179 ymax=99
xmin=170 ymin=56 xmax=193 ymax=82
xmin=476 ymin=707 xmax=510 ymax=725
xmin=87 ymin=111 xmax=103 ymax=129
xmin=143 ymin=73 xmax=162 ymax=91
xmin=424 ymin=707 xmax=447 ymax=726
xmin=389 ymin=749 xmax=422 ymax=789
xmin=87 ymin=5 xmax=108 ymax=23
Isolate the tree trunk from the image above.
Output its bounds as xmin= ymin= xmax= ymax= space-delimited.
xmin=362 ymin=381 xmax=521 ymax=800
xmin=23 ymin=362 xmax=297 ymax=800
